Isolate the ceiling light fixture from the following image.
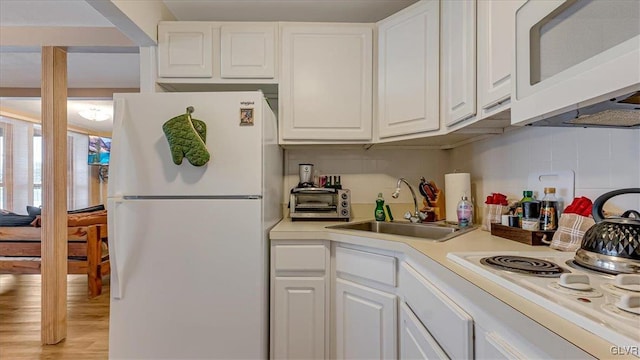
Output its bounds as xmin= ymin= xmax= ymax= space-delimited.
xmin=79 ymin=107 xmax=110 ymax=122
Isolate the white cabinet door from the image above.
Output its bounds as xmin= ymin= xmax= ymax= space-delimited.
xmin=158 ymin=22 xmax=213 ymax=78
xmin=441 ymin=0 xmax=476 ymax=126
xmin=220 ymin=24 xmax=276 ymax=79
xmin=273 ymin=277 xmax=325 ymax=359
xmin=377 ymin=0 xmax=440 ymax=139
xmin=400 ymin=302 xmax=449 ymax=360
xmin=477 ymin=0 xmax=523 ymax=117
xmin=475 ymin=328 xmax=526 ymax=360
xmin=280 ymin=24 xmax=373 ymax=142
xmin=335 ymin=278 xmax=397 ymax=360
xmin=399 ymin=263 xmax=473 ymax=359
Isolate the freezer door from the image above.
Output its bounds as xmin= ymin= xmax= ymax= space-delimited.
xmin=110 ymin=92 xmax=265 ymax=197
xmin=108 ymin=199 xmax=266 ymax=359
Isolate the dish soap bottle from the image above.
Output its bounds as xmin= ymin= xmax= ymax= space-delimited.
xmin=457 ymin=195 xmax=473 ymax=228
xmin=540 ymin=187 xmax=558 ymax=231
xmin=375 ymin=193 xmax=386 ymax=221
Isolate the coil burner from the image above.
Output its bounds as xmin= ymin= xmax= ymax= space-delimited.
xmin=448 ymin=251 xmax=639 ymax=347
xmin=480 ymin=255 xmax=568 ymax=277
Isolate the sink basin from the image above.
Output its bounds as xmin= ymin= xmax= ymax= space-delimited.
xmin=327 ymin=220 xmax=476 ymax=242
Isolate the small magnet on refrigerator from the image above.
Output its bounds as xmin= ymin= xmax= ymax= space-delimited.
xmin=240 ymin=108 xmax=254 ymax=126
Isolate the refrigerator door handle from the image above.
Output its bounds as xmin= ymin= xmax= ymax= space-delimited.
xmin=108 ymin=197 xmax=124 ymax=299
xmin=109 ymin=98 xmax=126 ymax=199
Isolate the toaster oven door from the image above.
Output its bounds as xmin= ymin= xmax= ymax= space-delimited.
xmin=293 ymin=193 xmax=337 ymax=213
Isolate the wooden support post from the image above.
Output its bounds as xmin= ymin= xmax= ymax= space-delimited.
xmin=41 ymin=46 xmax=68 ymax=345
xmin=87 ymin=225 xmax=102 ymax=298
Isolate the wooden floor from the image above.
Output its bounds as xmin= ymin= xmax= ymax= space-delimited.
xmin=0 ymin=274 xmax=109 ymax=359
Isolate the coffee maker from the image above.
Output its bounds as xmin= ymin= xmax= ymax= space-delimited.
xmin=297 ymin=163 xmax=315 ymax=188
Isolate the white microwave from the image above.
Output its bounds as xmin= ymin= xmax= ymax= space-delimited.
xmin=512 ymin=0 xmax=640 ymax=126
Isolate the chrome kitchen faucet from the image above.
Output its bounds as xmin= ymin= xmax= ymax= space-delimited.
xmin=392 ymin=178 xmax=426 ymax=223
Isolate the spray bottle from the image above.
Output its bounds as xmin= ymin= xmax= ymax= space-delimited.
xmin=457 ymin=194 xmax=473 ymax=227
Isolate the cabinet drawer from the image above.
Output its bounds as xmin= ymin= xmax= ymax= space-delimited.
xmin=335 ymin=246 xmax=396 ymax=287
xmin=273 ymin=245 xmax=327 ymax=272
xmin=476 ymin=328 xmax=525 ymax=360
xmin=400 ymin=302 xmax=449 ymax=360
xmin=399 ymin=262 xmax=473 ymax=359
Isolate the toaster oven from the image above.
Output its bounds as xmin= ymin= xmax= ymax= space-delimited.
xmin=289 ymin=188 xmax=351 ymax=221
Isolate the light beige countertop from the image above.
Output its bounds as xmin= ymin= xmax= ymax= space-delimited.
xmin=270 ymin=217 xmax=631 ymax=360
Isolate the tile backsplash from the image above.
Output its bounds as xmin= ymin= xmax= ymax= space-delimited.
xmin=284 ymin=127 xmax=639 ymax=219
xmin=284 ymin=147 xmax=448 ymax=206
xmin=448 ymin=127 xmax=640 ymax=215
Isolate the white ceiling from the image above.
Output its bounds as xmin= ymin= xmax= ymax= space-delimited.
xmin=0 ymin=0 xmax=419 ymax=132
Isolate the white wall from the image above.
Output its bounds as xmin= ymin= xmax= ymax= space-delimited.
xmin=448 ymin=126 xmax=640 ymax=216
xmin=284 ymin=147 xmax=448 ymax=206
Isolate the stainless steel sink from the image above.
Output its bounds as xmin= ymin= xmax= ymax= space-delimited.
xmin=326 ymin=220 xmax=476 ymax=242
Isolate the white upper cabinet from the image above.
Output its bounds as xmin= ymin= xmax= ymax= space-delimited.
xmin=377 ymin=0 xmax=440 ymax=139
xmin=158 ymin=22 xmax=213 ymax=78
xmin=220 ymin=24 xmax=276 ymax=79
xmin=441 ymin=0 xmax=477 ymax=127
xmin=279 ymin=24 xmax=373 ymax=143
xmin=477 ymin=0 xmax=523 ymax=118
xmin=158 ymin=22 xmax=278 ymax=82
xmin=154 ymin=0 xmax=529 ymax=145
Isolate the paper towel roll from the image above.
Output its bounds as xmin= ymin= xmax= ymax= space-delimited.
xmin=445 ymin=173 xmax=471 ymax=223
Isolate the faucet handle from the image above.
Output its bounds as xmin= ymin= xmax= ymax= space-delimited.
xmin=404 ymin=211 xmax=421 ymax=223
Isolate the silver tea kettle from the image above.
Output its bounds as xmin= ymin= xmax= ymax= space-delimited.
xmin=574 ymin=188 xmax=640 ymax=274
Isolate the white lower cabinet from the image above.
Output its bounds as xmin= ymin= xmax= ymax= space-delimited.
xmin=273 ymin=278 xmax=325 ymax=359
xmin=475 ymin=326 xmax=526 ymax=360
xmin=334 ymin=245 xmax=398 ymax=359
xmin=271 ymin=241 xmax=330 ymax=360
xmin=399 ymin=302 xmax=449 ymax=360
xmin=270 ymin=239 xmax=595 ymax=360
xmin=399 ymin=262 xmax=473 ymax=359
xmin=335 ymin=278 xmax=397 ymax=360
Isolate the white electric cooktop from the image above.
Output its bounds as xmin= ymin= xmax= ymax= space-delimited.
xmin=447 ymin=251 xmax=640 ymax=348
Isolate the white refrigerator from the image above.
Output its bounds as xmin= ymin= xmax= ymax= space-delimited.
xmin=107 ymin=91 xmax=282 ymax=359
